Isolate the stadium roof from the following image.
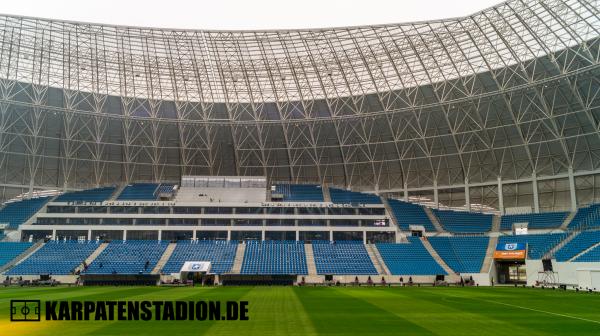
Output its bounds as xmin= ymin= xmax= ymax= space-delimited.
xmin=0 ymin=0 xmax=597 ymax=202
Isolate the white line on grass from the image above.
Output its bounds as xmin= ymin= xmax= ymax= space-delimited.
xmin=482 ymin=299 xmax=600 ymax=325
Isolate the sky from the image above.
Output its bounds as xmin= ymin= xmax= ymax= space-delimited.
xmin=0 ymin=0 xmax=502 ymax=30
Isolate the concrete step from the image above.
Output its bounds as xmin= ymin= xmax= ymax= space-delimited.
xmin=304 ymin=244 xmax=318 ymax=275
xmin=480 ymin=236 xmax=498 ymax=273
xmin=366 ymin=244 xmax=390 ymax=275
xmin=491 ymin=215 xmax=501 ymax=233
xmin=559 ymin=211 xmax=577 ymax=230
xmin=152 ymin=243 xmax=177 ymax=274
xmin=74 ymin=242 xmax=108 ymax=274
xmin=420 ymin=237 xmax=456 ymax=277
xmin=0 ymin=240 xmax=45 ymax=274
xmin=230 ymin=242 xmax=246 ymax=274
xmin=423 ymin=207 xmax=446 ymax=233
xmin=381 ymin=198 xmax=400 ymax=230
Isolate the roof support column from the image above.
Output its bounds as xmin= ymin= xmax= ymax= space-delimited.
xmin=568 ymin=167 xmax=577 ymax=212
xmin=497 ymin=177 xmax=504 ymax=215
xmin=532 ymin=173 xmax=540 ymax=213
xmin=465 ymin=180 xmax=471 ymax=212
xmin=433 ymin=180 xmax=439 ymax=209
xmin=404 ymin=182 xmax=409 ymax=202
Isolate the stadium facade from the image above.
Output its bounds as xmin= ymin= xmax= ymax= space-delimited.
xmin=0 ymin=0 xmax=597 ymax=213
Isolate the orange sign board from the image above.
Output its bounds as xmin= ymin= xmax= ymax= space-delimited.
xmin=493 ymin=250 xmax=526 ymax=260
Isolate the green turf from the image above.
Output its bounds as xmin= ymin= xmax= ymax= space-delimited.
xmin=1 ymin=286 xmax=599 ymax=335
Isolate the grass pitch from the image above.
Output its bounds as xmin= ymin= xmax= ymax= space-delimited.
xmin=1 ymin=286 xmax=599 ymax=335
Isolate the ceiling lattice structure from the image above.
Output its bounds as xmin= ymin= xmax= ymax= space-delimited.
xmin=0 ymin=0 xmax=598 ymax=198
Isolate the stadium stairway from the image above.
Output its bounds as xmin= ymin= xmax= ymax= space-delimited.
xmin=230 ymin=242 xmax=245 ymax=274
xmin=381 ymin=198 xmax=400 ymax=229
xmin=568 ymin=240 xmax=600 ymax=261
xmin=152 ymin=242 xmax=177 ymax=274
xmin=109 ymin=184 xmax=127 ymax=201
xmin=420 ymin=237 xmax=456 ymax=276
xmin=480 ymin=236 xmax=498 ymax=273
xmin=322 ymin=184 xmax=332 ymax=203
xmin=366 ymin=244 xmax=390 ymax=275
xmin=491 ymin=216 xmax=501 ymax=233
xmin=559 ymin=212 xmax=577 ymax=230
xmin=304 ymin=244 xmax=318 ymax=275
xmin=543 ymin=231 xmax=579 ymax=260
xmin=423 ymin=207 xmax=446 ymax=233
xmin=73 ymin=242 xmax=109 ymax=274
xmin=0 ymin=240 xmax=44 ymax=273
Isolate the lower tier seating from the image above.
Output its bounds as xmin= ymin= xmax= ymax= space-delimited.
xmin=428 ymin=236 xmax=489 ymax=273
xmin=7 ymin=240 xmax=99 ymax=275
xmin=312 ymin=240 xmax=377 ymax=275
xmin=573 ymin=244 xmax=600 ymax=262
xmin=555 ymin=231 xmax=600 ymax=262
xmin=162 ymin=240 xmax=238 ymax=274
xmin=241 ymin=241 xmax=307 ymax=275
xmin=85 ymin=240 xmax=168 ymax=274
xmin=498 ymin=233 xmax=567 ymax=259
xmin=376 ymin=238 xmax=447 ymax=275
xmin=0 ymin=242 xmax=33 ymax=268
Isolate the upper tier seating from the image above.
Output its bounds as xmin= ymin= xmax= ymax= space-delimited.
xmin=500 ymin=212 xmax=569 ymax=230
xmin=376 ymin=238 xmax=446 ymax=275
xmin=498 ymin=233 xmax=567 ymax=259
xmin=241 ymin=241 xmax=307 ymax=275
xmin=555 ymin=231 xmax=600 ymax=262
xmin=6 ymin=240 xmax=99 ymax=275
xmin=156 ymin=184 xmax=175 ymax=195
xmin=54 ymin=186 xmax=116 ymax=202
xmin=117 ymin=183 xmax=160 ymax=200
xmin=85 ymin=240 xmax=168 ymax=274
xmin=0 ymin=242 xmax=33 ymax=268
xmin=568 ymin=204 xmax=600 ymax=230
xmin=428 ymin=236 xmax=489 ymax=273
xmin=573 ymin=243 xmax=600 ymax=262
xmin=0 ymin=197 xmax=50 ymax=229
xmin=329 ymin=188 xmax=382 ymax=204
xmin=432 ymin=209 xmax=493 ymax=233
xmin=312 ymin=240 xmax=377 ymax=275
xmin=162 ymin=240 xmax=238 ymax=274
xmin=388 ymin=199 xmax=436 ymax=231
xmin=274 ymin=184 xmax=324 ymax=202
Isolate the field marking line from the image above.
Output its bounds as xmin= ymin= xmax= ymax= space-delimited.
xmin=482 ymin=299 xmax=600 ymax=325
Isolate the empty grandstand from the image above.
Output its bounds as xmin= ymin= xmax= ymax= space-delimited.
xmin=312 ymin=241 xmax=377 ymax=275
xmin=7 ymin=240 xmax=99 ymax=275
xmin=428 ymin=236 xmax=489 ymax=273
xmin=500 ymin=212 xmax=570 ymax=231
xmin=162 ymin=240 xmax=238 ymax=274
xmin=377 ymin=238 xmax=446 ymax=275
xmin=85 ymin=240 xmax=168 ymax=274
xmin=241 ymin=241 xmax=307 ymax=275
xmin=432 ymin=209 xmax=493 ymax=233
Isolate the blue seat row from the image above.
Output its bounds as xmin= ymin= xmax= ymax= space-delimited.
xmin=574 ymin=243 xmax=600 ymax=262
xmin=428 ymin=236 xmax=489 ymax=273
xmin=0 ymin=197 xmax=51 ymax=229
xmin=0 ymin=242 xmax=33 ymax=268
xmin=555 ymin=231 xmax=600 ymax=262
xmin=162 ymin=240 xmax=238 ymax=274
xmin=329 ymin=188 xmax=382 ymax=205
xmin=568 ymin=204 xmax=600 ymax=230
xmin=7 ymin=240 xmax=99 ymax=275
xmin=117 ymin=183 xmax=160 ymax=200
xmin=241 ymin=241 xmax=307 ymax=275
xmin=500 ymin=212 xmax=569 ymax=230
xmin=432 ymin=209 xmax=493 ymax=233
xmin=274 ymin=184 xmax=324 ymax=202
xmin=55 ymin=187 xmax=116 ymax=202
xmin=85 ymin=240 xmax=168 ymax=274
xmin=388 ymin=199 xmax=436 ymax=231
xmin=498 ymin=233 xmax=567 ymax=259
xmin=376 ymin=238 xmax=447 ymax=275
xmin=312 ymin=240 xmax=377 ymax=275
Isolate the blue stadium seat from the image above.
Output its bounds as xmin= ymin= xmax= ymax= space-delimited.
xmin=6 ymin=240 xmax=99 ymax=275
xmin=568 ymin=204 xmax=600 ymax=230
xmin=85 ymin=240 xmax=168 ymax=274
xmin=0 ymin=242 xmax=33 ymax=268
xmin=117 ymin=183 xmax=160 ymax=200
xmin=0 ymin=197 xmax=51 ymax=229
xmin=55 ymin=187 xmax=116 ymax=202
xmin=329 ymin=188 xmax=382 ymax=205
xmin=312 ymin=240 xmax=377 ymax=275
xmin=500 ymin=212 xmax=569 ymax=230
xmin=274 ymin=184 xmax=324 ymax=202
xmin=432 ymin=209 xmax=493 ymax=233
xmin=241 ymin=241 xmax=307 ymax=275
xmin=376 ymin=238 xmax=447 ymax=275
xmin=555 ymin=231 xmax=600 ymax=262
xmin=428 ymin=236 xmax=488 ymax=273
xmin=498 ymin=233 xmax=567 ymax=259
xmin=573 ymin=243 xmax=600 ymax=262
xmin=162 ymin=240 xmax=238 ymax=274
xmin=388 ymin=199 xmax=436 ymax=231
